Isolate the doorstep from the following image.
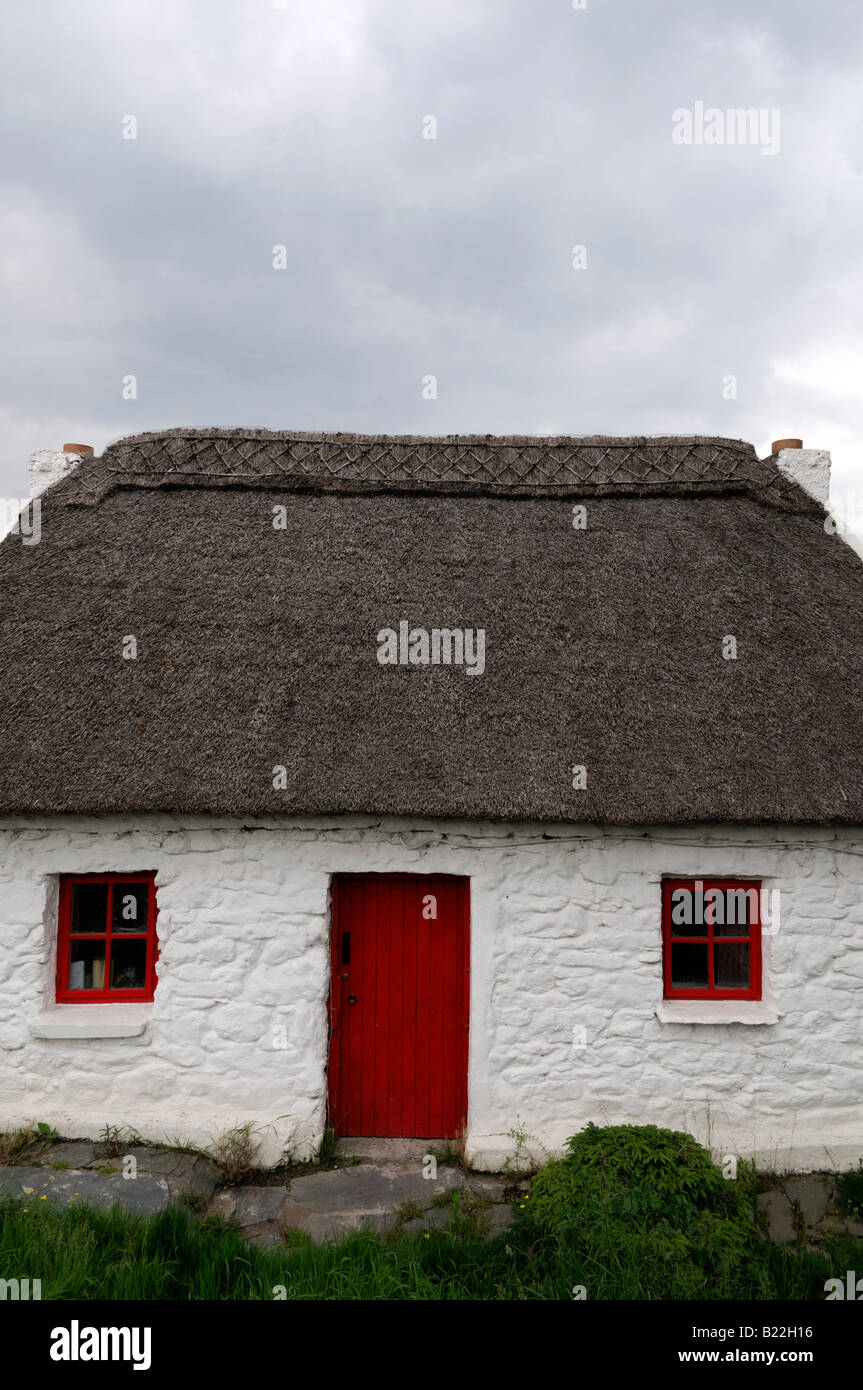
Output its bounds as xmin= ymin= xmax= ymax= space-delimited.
xmin=334 ymin=1137 xmax=447 ymax=1161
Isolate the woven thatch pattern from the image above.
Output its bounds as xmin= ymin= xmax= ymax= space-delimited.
xmin=102 ymin=428 xmax=775 ymax=490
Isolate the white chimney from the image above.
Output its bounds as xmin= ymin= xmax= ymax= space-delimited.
xmin=771 ymin=437 xmax=830 ymax=506
xmin=28 ymin=443 xmax=93 ymax=499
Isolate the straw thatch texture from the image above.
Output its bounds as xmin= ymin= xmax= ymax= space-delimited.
xmin=1 ymin=430 xmax=860 ymax=823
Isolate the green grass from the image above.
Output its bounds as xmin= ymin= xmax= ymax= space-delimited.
xmin=390 ymin=1200 xmax=424 ymax=1224
xmin=4 ymin=1124 xmax=861 ymax=1300
xmin=0 ymin=1124 xmax=38 ymax=1166
xmin=1 ymin=1197 xmax=860 ymax=1301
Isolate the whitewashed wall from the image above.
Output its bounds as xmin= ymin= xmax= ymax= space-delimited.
xmin=0 ymin=814 xmax=861 ymax=1172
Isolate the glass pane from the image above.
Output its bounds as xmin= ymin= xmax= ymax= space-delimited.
xmin=71 ymin=883 xmax=108 ymax=934
xmin=110 ymin=939 xmax=148 ymax=990
xmin=112 ymin=882 xmax=149 ymax=934
xmin=714 ymin=887 xmax=758 ymax=937
xmin=671 ymin=943 xmax=708 ymax=989
xmin=669 ymin=888 xmax=707 ymax=937
xmin=714 ymin=943 xmax=750 ymax=989
xmin=68 ymin=939 xmax=106 ymax=990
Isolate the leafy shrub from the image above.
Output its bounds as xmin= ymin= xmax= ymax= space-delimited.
xmin=524 ymin=1123 xmax=772 ymax=1299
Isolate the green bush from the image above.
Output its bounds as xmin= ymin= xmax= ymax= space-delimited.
xmin=524 ymin=1123 xmax=773 ymax=1299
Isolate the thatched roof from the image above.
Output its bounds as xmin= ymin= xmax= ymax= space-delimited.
xmin=1 ymin=428 xmax=861 ymax=824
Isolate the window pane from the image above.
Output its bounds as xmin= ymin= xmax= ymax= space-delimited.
xmin=671 ymin=943 xmax=708 ymax=989
xmin=71 ymin=883 xmax=108 ymax=934
xmin=669 ymin=887 xmax=708 ymax=937
xmin=111 ymin=882 xmax=149 ymax=934
xmin=69 ymin=939 xmax=106 ymax=990
xmin=110 ymin=939 xmax=148 ymax=990
xmin=714 ymin=887 xmax=758 ymax=937
xmin=714 ymin=942 xmax=750 ymax=989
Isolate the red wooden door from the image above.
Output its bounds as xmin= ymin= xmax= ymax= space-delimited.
xmin=328 ymin=874 xmax=470 ymax=1138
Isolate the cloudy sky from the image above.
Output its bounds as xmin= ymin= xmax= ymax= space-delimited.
xmin=2 ymin=0 xmax=862 ymax=521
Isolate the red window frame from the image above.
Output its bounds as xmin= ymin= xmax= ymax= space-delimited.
xmin=662 ymin=878 xmax=762 ymax=1001
xmin=56 ymin=873 xmax=159 ymax=1003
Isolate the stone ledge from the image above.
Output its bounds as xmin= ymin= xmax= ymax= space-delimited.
xmin=655 ymin=1000 xmax=779 ymax=1026
xmin=0 ymin=1165 xmax=169 ymax=1216
xmin=29 ymin=1005 xmax=152 ymax=1039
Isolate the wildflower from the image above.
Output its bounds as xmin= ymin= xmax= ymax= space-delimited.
xmin=40 ymin=1194 xmax=47 ymax=1201
xmin=23 ymin=1187 xmax=34 ymax=1194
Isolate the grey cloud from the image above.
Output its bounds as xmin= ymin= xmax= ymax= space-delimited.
xmin=1 ymin=0 xmax=861 ymax=503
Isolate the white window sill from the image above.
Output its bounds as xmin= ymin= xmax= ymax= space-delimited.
xmin=656 ymin=1000 xmax=779 ymax=1026
xmin=30 ymin=1005 xmax=153 ymax=1039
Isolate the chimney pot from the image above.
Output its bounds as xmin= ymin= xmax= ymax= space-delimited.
xmin=772 ymin=438 xmax=803 ymax=454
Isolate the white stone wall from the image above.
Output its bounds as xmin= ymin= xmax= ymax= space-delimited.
xmin=0 ymin=814 xmax=861 ymax=1172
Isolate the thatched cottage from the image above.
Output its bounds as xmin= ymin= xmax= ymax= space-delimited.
xmin=1 ymin=428 xmax=862 ymax=1170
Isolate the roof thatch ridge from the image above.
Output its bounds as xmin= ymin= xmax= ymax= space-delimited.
xmin=46 ymin=427 xmax=807 ymax=512
xmin=102 ymin=427 xmax=758 ymax=453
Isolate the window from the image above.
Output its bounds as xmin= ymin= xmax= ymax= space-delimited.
xmin=662 ymin=878 xmax=761 ymax=1000
xmin=57 ymin=874 xmax=158 ymax=1003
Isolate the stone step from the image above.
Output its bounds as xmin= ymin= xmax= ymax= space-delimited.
xmin=0 ymin=1144 xmax=515 ymax=1247
xmin=211 ymin=1162 xmax=514 ymax=1244
xmin=334 ymin=1138 xmax=448 ymax=1161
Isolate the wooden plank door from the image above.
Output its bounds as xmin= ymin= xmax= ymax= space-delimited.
xmin=328 ymin=874 xmax=469 ymax=1138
